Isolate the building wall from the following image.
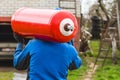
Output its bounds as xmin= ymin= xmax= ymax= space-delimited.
xmin=0 ymin=0 xmax=81 ymax=17
xmin=0 ymin=0 xmax=81 ymax=52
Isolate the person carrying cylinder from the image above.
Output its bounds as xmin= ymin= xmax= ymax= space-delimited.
xmin=12 ymin=8 xmax=82 ymax=80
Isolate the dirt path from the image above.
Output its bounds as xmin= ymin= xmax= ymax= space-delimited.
xmin=83 ymin=63 xmax=98 ymax=80
xmin=13 ymin=72 xmax=27 ymax=80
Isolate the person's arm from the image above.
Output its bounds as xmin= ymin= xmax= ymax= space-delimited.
xmin=69 ymin=50 xmax=82 ymax=70
xmin=13 ymin=33 xmax=30 ymax=70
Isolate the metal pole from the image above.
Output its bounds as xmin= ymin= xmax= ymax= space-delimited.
xmin=116 ymin=1 xmax=120 ymax=46
xmin=80 ymin=0 xmax=82 ymax=28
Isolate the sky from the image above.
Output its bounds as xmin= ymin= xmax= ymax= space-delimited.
xmin=81 ymin=0 xmax=97 ymax=14
xmin=81 ymin=0 xmax=114 ymax=14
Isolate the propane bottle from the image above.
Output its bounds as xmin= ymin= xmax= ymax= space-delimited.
xmin=11 ymin=8 xmax=78 ymax=43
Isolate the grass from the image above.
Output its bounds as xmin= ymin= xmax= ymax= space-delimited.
xmin=93 ymin=65 xmax=120 ymax=80
xmin=90 ymin=40 xmax=120 ymax=80
xmin=1 ymin=40 xmax=120 ymax=80
xmin=67 ymin=58 xmax=89 ymax=80
xmin=0 ymin=72 xmax=13 ymax=80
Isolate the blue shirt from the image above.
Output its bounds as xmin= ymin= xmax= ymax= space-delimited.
xmin=14 ymin=39 xmax=82 ymax=80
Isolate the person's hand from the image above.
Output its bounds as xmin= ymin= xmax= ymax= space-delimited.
xmin=13 ymin=32 xmax=24 ymax=43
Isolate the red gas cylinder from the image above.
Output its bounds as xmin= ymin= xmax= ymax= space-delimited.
xmin=11 ymin=8 xmax=78 ymax=43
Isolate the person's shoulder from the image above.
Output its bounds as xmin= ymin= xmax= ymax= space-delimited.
xmin=62 ymin=43 xmax=75 ymax=49
xmin=30 ymin=38 xmax=41 ymax=42
xmin=28 ymin=38 xmax=42 ymax=44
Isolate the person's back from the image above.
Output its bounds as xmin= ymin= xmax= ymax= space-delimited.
xmin=14 ymin=39 xmax=82 ymax=80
